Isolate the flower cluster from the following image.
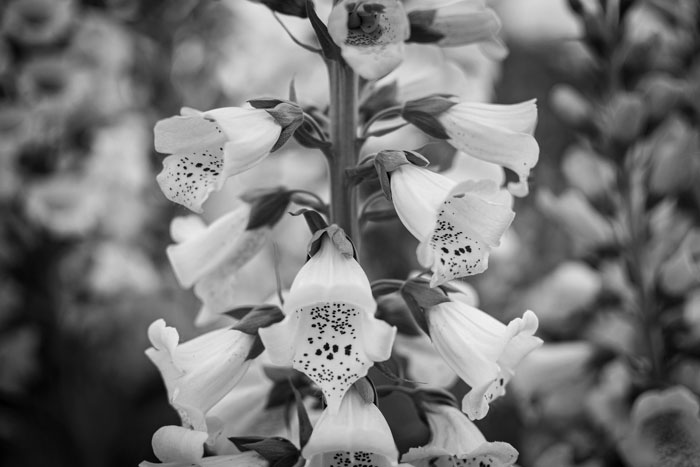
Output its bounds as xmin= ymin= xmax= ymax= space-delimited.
xmin=143 ymin=1 xmax=543 ymax=466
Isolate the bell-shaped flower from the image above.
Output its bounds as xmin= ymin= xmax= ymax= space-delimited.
xmin=154 ymin=105 xmax=298 ymax=212
xmin=302 ymin=384 xmax=399 ymax=467
xmin=619 ymin=386 xmax=700 ymax=467
xmin=259 ymin=227 xmax=396 ymax=413
xmin=140 ymin=425 xmax=267 ymax=467
xmin=166 ymin=205 xmax=269 ymax=323
xmin=402 ymin=97 xmax=539 ymax=196
xmin=328 ymin=0 xmax=410 ymax=80
xmin=425 ymin=300 xmax=542 ymax=420
xmin=404 ymin=0 xmax=506 ymax=55
xmin=145 ymin=319 xmax=255 ymax=431
xmin=402 ymin=402 xmax=518 ymax=467
xmin=393 ymin=333 xmax=458 ymax=388
xmin=389 ymin=163 xmax=514 ymax=286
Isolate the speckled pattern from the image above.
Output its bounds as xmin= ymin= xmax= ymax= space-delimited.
xmin=345 ymin=2 xmax=400 ymax=47
xmin=323 ymin=451 xmax=394 ymax=467
xmin=428 ymin=198 xmax=487 ymax=284
xmin=292 ymin=302 xmax=371 ymax=410
xmin=157 ymin=133 xmax=224 ymax=212
xmin=411 ymin=453 xmax=510 ymax=467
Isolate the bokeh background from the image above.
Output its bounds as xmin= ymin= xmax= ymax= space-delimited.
xmin=1 ymin=0 xmax=699 ymax=466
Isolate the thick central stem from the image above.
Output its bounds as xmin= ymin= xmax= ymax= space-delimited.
xmin=328 ymin=60 xmax=360 ymax=244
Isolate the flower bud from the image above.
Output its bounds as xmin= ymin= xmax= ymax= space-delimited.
xmin=659 ymin=229 xmax=700 ymax=295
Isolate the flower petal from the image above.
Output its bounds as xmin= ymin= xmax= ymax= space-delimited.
xmin=262 ymin=302 xmax=394 ymax=413
xmin=440 ymin=101 xmax=539 ymax=196
xmin=417 ymin=181 xmax=514 ymax=286
xmin=328 ymin=0 xmax=411 ymax=80
xmin=151 ymin=426 xmax=208 ymax=463
xmin=166 ymin=206 xmax=251 ymax=288
xmin=154 ymin=114 xmax=225 ymax=155
xmin=145 ymin=321 xmax=254 ymax=431
xmin=303 ymin=386 xmax=399 ymax=461
xmin=156 ymin=149 xmax=224 ymax=213
xmin=192 ymin=229 xmax=270 ymax=315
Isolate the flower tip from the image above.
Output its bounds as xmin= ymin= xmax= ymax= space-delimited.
xmin=147 ymin=319 xmax=179 ymax=353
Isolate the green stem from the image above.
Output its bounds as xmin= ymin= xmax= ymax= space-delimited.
xmin=328 ymin=60 xmax=360 ymax=245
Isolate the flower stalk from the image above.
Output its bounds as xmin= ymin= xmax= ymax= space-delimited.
xmin=328 ymin=59 xmax=360 ymax=245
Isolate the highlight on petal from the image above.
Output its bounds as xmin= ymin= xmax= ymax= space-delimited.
xmin=328 ymin=0 xmax=411 ymax=79
xmin=145 ymin=320 xmax=254 ymax=431
xmin=303 ymin=385 xmax=399 ymax=466
xmin=259 ymin=235 xmax=396 ymax=413
xmin=426 ymin=302 xmax=541 ymax=420
xmin=438 ymin=100 xmax=539 ymax=196
xmin=402 ymin=403 xmax=517 ymax=467
xmin=416 ymin=180 xmax=514 ymax=286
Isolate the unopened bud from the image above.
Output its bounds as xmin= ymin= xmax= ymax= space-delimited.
xmin=659 ymin=230 xmax=700 ymax=296
xmin=603 ymin=92 xmax=647 ymax=145
xmin=550 ymin=84 xmax=592 ymax=129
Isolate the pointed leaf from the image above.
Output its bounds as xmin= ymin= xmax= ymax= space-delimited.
xmin=290 ymin=380 xmax=313 ymax=449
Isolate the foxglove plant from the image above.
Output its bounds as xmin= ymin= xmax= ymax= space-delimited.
xmin=143 ymin=1 xmax=542 ymax=465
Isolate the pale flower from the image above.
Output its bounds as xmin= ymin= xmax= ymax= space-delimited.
xmin=145 ymin=319 xmax=255 ymax=432
xmin=302 ymin=385 xmax=399 ymax=467
xmin=402 ymin=402 xmax=518 ymax=467
xmin=166 ymin=205 xmax=269 ymax=321
xmin=425 ymin=301 xmax=542 ymax=420
xmin=154 ymin=107 xmax=284 ymax=212
xmin=328 ymin=0 xmax=410 ymax=80
xmin=2 ymin=0 xmax=75 ymax=46
xmin=403 ymin=0 xmax=506 ymax=55
xmin=390 ymin=164 xmax=514 ymax=286
xmin=436 ymin=100 xmax=538 ymax=196
xmin=259 ymin=229 xmax=396 ymax=413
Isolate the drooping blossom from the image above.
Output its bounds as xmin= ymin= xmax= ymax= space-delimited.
xmin=259 ymin=227 xmax=396 ymax=413
xmin=403 ymin=0 xmax=506 ymax=56
xmin=402 ymin=98 xmax=539 ymax=196
xmin=388 ymin=163 xmax=514 ymax=286
xmin=302 ymin=384 xmax=399 ymax=467
xmin=166 ymin=205 xmax=268 ymax=324
xmin=327 ymin=0 xmax=410 ymax=80
xmin=424 ymin=295 xmax=542 ymax=419
xmin=154 ymin=105 xmax=300 ymax=212
xmin=145 ymin=319 xmax=255 ymax=432
xmin=402 ymin=402 xmax=518 ymax=467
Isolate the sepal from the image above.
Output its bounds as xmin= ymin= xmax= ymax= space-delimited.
xmin=242 ymin=187 xmax=293 ymax=230
xmin=374 ymin=149 xmax=430 ymax=200
xmin=400 ymin=277 xmax=450 ymax=337
xmin=306 ymin=0 xmax=341 ymax=60
xmin=290 ymin=208 xmax=329 ymax=235
xmin=402 ymin=95 xmax=457 ymax=139
xmin=232 ymin=305 xmax=285 ymax=360
xmin=246 ymin=100 xmax=304 ymax=153
xmin=307 ymin=224 xmax=356 ymax=259
xmin=229 ymin=436 xmax=301 ymax=467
